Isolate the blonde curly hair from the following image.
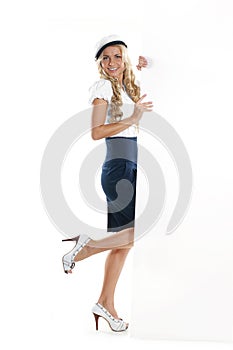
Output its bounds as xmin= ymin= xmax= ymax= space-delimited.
xmin=96 ymin=45 xmax=140 ymax=123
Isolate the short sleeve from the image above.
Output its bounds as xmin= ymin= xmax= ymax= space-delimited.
xmin=88 ymin=79 xmax=113 ymax=104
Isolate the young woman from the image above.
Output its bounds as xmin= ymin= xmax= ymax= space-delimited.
xmin=62 ymin=35 xmax=153 ymax=332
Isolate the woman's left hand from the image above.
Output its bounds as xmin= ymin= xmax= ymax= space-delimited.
xmin=136 ymin=56 xmax=148 ymax=71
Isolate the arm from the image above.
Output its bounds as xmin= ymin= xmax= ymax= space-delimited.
xmin=91 ymin=99 xmax=135 ymax=140
xmin=91 ymin=95 xmax=153 ymax=140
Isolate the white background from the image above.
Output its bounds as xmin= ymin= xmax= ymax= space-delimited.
xmin=1 ymin=1 xmax=233 ymax=350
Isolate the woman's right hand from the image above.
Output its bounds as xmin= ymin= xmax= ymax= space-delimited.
xmin=131 ymin=94 xmax=153 ymax=124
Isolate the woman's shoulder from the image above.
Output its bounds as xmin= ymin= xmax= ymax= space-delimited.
xmin=88 ymin=79 xmax=113 ymax=104
xmin=89 ymin=78 xmax=112 ymax=93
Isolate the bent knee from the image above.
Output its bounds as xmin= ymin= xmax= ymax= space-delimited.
xmin=114 ymin=243 xmax=134 ymax=253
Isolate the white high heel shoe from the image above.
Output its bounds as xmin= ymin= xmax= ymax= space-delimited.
xmin=62 ymin=234 xmax=91 ymax=273
xmin=92 ymin=303 xmax=128 ymax=332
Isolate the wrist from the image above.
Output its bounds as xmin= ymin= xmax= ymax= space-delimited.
xmin=128 ymin=115 xmax=137 ymax=125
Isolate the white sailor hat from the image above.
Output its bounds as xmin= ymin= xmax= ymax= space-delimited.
xmin=95 ymin=34 xmax=127 ymax=60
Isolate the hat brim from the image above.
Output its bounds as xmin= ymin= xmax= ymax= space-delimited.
xmin=95 ymin=40 xmax=127 ymax=60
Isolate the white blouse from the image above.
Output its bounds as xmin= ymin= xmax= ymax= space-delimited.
xmin=88 ymin=79 xmax=138 ymax=138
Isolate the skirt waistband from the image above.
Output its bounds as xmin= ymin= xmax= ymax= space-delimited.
xmin=104 ymin=137 xmax=138 ymax=163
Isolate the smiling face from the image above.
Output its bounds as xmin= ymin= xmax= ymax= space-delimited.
xmin=100 ymin=46 xmax=125 ymax=83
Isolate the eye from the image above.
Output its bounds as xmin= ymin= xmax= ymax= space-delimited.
xmin=102 ymin=56 xmax=109 ymax=61
xmin=115 ymin=55 xmax=122 ymax=59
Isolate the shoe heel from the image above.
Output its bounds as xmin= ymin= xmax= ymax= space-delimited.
xmin=62 ymin=235 xmax=91 ymax=274
xmin=62 ymin=235 xmax=80 ymax=242
xmin=93 ymin=313 xmax=100 ymax=331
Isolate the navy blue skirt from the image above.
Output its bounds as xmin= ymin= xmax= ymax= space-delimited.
xmin=101 ymin=137 xmax=137 ymax=232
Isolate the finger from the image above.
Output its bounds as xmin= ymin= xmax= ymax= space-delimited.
xmin=141 ymin=103 xmax=154 ymax=110
xmin=139 ymin=56 xmax=147 ymax=61
xmin=144 ymin=105 xmax=154 ymax=110
xmin=140 ymin=57 xmax=147 ymax=64
xmin=139 ymin=57 xmax=148 ymax=64
xmin=137 ymin=94 xmax=147 ymax=102
xmin=142 ymin=101 xmax=153 ymax=104
xmin=140 ymin=102 xmax=153 ymax=107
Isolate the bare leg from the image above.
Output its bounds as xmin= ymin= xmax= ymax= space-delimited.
xmin=74 ymin=227 xmax=134 ymax=262
xmin=97 ymin=247 xmax=131 ymax=319
xmin=70 ymin=230 xmax=133 ymax=320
